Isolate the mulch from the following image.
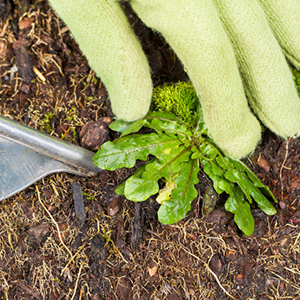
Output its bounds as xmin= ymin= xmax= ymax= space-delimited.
xmin=1 ymin=1 xmax=300 ymax=299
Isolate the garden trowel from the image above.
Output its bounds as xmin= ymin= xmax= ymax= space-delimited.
xmin=0 ymin=115 xmax=101 ymax=201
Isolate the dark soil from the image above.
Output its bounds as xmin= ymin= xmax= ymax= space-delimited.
xmin=1 ymin=1 xmax=300 ymax=299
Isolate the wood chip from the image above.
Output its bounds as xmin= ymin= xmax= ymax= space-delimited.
xmin=107 ymin=194 xmax=120 ymax=217
xmin=72 ymin=182 xmax=86 ymax=227
xmin=291 ymin=176 xmax=300 ymax=189
xmin=40 ymin=34 xmax=54 ymax=45
xmin=28 ymin=223 xmax=49 ymax=240
xmin=256 ymin=156 xmax=271 ymax=172
xmin=59 ymin=26 xmax=69 ymax=35
xmin=147 ymin=263 xmax=158 ymax=277
xmin=0 ymin=40 xmax=6 ymax=56
xmin=20 ymin=83 xmax=30 ymax=93
xmin=15 ymin=44 xmax=35 ymax=82
xmin=209 ymin=254 xmax=224 ymax=275
xmin=18 ymin=282 xmax=41 ymax=300
xmin=54 ymin=221 xmax=68 ymax=242
xmin=79 ymin=118 xmax=111 ymax=151
xmin=18 ymin=17 xmax=34 ymax=30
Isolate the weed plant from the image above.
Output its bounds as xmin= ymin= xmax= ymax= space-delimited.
xmin=94 ymin=82 xmax=278 ymax=235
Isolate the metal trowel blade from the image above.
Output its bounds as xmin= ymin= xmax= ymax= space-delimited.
xmin=0 ymin=136 xmax=90 ymax=201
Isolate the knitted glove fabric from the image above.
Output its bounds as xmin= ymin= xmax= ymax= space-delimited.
xmin=49 ymin=0 xmax=300 ymax=158
xmin=48 ymin=0 xmax=152 ymax=122
xmin=212 ymin=0 xmax=300 ymax=139
xmin=258 ymin=0 xmax=300 ymax=69
xmin=131 ymin=0 xmax=261 ymax=158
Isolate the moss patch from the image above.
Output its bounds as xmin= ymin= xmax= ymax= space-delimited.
xmin=292 ymin=66 xmax=300 ymax=96
xmin=151 ymin=82 xmax=198 ymax=128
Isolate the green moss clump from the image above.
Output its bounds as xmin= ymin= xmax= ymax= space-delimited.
xmin=41 ymin=112 xmax=54 ymax=133
xmin=292 ymin=66 xmax=300 ymax=96
xmin=151 ymin=82 xmax=199 ymax=128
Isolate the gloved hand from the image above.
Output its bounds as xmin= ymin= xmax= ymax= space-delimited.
xmin=49 ymin=0 xmax=300 ymax=159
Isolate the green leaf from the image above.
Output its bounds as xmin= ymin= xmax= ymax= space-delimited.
xmin=210 ymin=160 xmax=223 ymax=177
xmin=247 ymin=185 xmax=277 ymax=215
xmin=191 ymin=145 xmax=202 ymax=160
xmin=148 ymin=118 xmax=192 ymax=138
xmin=225 ymin=186 xmax=254 ymax=236
xmin=93 ymin=133 xmax=182 ymax=170
xmin=158 ymin=159 xmax=199 ymax=224
xmin=115 ymin=182 xmax=125 ymax=195
xmin=115 ymin=164 xmax=146 ymax=196
xmin=224 ymin=169 xmax=276 ymax=214
xmin=224 ymin=169 xmax=253 ymax=203
xmin=215 ymin=156 xmax=231 ymax=170
xmin=143 ymin=146 xmax=192 ymax=180
xmin=109 ymin=119 xmax=132 ymax=133
xmin=199 ymin=142 xmax=218 ymax=161
xmin=232 ymin=160 xmax=277 ymax=203
xmin=94 ymin=101 xmax=278 ymax=236
xmin=217 ymin=179 xmax=232 ymax=194
xmin=256 ymin=185 xmax=278 ymax=203
xmin=125 ymin=147 xmax=192 ymax=201
xmin=124 ymin=169 xmax=159 ymax=202
xmin=121 ymin=119 xmax=149 ymax=137
xmin=202 ymin=160 xmax=223 ymax=194
xmin=145 ymin=111 xmax=182 ymax=123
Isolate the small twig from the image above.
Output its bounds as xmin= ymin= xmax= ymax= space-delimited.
xmin=0 ymin=271 xmax=9 ymax=289
xmin=284 ymin=267 xmax=300 ymax=276
xmin=279 ymin=139 xmax=290 ymax=201
xmin=71 ymin=264 xmax=83 ymax=300
xmin=145 ymin=229 xmax=162 ymax=239
xmin=61 ymin=241 xmax=87 ymax=276
xmin=36 ymin=186 xmax=73 ymax=260
xmin=268 ymin=270 xmax=299 ymax=290
xmin=293 ymin=232 xmax=300 ymax=248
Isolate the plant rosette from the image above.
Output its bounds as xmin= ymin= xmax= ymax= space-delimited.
xmin=93 ymin=107 xmax=277 ymax=236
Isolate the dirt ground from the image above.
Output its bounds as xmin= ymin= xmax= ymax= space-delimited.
xmin=1 ymin=1 xmax=300 ymax=299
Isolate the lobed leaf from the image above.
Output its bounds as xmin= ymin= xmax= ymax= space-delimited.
xmin=115 ymin=164 xmax=146 ymax=196
xmin=144 ymin=146 xmax=192 ymax=179
xmin=115 ymin=182 xmax=125 ymax=195
xmin=97 ymin=107 xmax=278 ymax=236
xmin=124 ymin=172 xmax=159 ymax=202
xmin=158 ymin=159 xmax=199 ymax=224
xmin=215 ymin=156 xmax=231 ymax=170
xmin=224 ymin=170 xmax=253 ymax=204
xmin=93 ymin=133 xmax=182 ymax=170
xmin=199 ymin=141 xmax=219 ymax=161
xmin=125 ymin=147 xmax=192 ymax=201
xmin=148 ymin=118 xmax=192 ymax=138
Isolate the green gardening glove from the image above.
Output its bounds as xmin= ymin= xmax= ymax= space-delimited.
xmin=49 ymin=0 xmax=300 ymax=159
